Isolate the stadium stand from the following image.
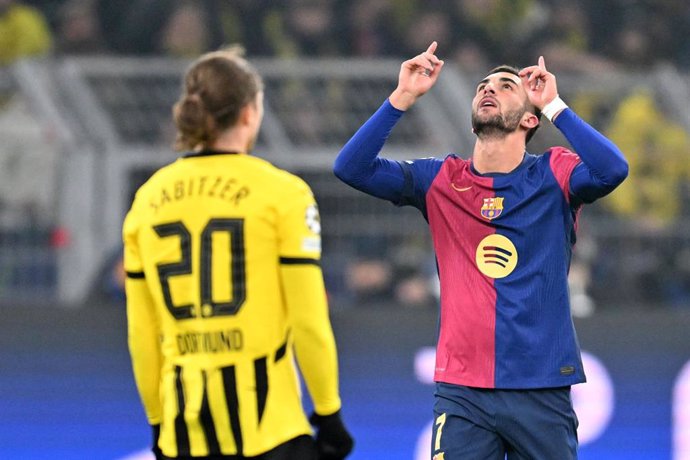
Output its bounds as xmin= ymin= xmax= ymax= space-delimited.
xmin=2 ymin=56 xmax=690 ymax=310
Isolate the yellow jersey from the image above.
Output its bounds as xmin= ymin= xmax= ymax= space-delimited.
xmin=123 ymin=151 xmax=341 ymax=457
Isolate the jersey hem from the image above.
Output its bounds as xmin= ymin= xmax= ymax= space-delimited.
xmin=434 ymin=374 xmax=586 ymax=390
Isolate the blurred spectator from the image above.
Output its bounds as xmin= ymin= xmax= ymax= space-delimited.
xmin=8 ymin=0 xmax=690 ymax=71
xmin=345 ymin=257 xmax=394 ymax=305
xmin=7 ymin=0 xmax=690 ymax=312
xmin=274 ymin=0 xmax=348 ymax=57
xmin=402 ymin=9 xmax=453 ymax=58
xmin=343 ymin=236 xmax=394 ymax=305
xmin=452 ymin=0 xmax=548 ymax=65
xmin=159 ymin=1 xmax=210 ymax=57
xmin=88 ymin=246 xmax=125 ymax=304
xmin=534 ymin=1 xmax=616 ymax=73
xmin=210 ymin=0 xmax=281 ymax=56
xmin=0 ymin=0 xmax=52 ymax=65
xmin=54 ymin=0 xmax=105 ymax=55
xmin=450 ymin=38 xmax=490 ymax=75
xmin=612 ymin=22 xmax=654 ymax=69
xmin=605 ymin=91 xmax=690 ymax=229
xmin=613 ymin=2 xmax=680 ymax=69
xmin=394 ymin=271 xmax=436 ymax=308
xmin=0 ymin=93 xmax=58 ymax=228
xmin=94 ymin=0 xmax=230 ymax=57
xmin=391 ymin=235 xmax=437 ymax=309
xmin=568 ymin=226 xmax=598 ymax=317
xmin=95 ymin=0 xmax=176 ymax=55
xmin=346 ymin=0 xmax=402 ymax=57
xmin=601 ymin=90 xmax=690 ymax=305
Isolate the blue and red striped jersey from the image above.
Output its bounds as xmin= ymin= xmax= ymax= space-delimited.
xmin=399 ymin=150 xmax=583 ymax=388
xmin=334 ymin=99 xmax=628 ymax=389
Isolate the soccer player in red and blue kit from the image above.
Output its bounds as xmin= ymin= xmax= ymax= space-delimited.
xmin=334 ymin=42 xmax=628 ymax=459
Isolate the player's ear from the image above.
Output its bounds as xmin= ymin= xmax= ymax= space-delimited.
xmin=239 ymin=102 xmax=256 ymax=127
xmin=521 ymin=112 xmax=539 ymax=130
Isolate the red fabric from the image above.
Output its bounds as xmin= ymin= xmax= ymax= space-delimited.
xmin=426 ymin=158 xmax=497 ymax=388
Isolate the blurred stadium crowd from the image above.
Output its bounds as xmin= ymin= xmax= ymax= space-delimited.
xmin=2 ymin=0 xmax=690 ymax=312
xmin=3 ymin=0 xmax=690 ymax=69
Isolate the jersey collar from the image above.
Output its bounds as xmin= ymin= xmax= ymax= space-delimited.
xmin=183 ymin=150 xmax=243 ymax=158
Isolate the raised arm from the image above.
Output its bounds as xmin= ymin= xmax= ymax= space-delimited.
xmin=333 ymin=42 xmax=445 ymax=202
xmin=555 ymin=109 xmax=629 ymax=202
xmin=520 ymin=57 xmax=629 ymax=202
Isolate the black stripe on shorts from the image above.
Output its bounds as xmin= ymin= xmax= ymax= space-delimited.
xmin=221 ymin=365 xmax=244 ymax=456
xmin=199 ymin=370 xmax=221 ymax=455
xmin=174 ymin=366 xmax=191 ymax=456
xmin=254 ymin=357 xmax=269 ymax=424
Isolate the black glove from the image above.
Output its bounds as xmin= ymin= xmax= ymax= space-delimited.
xmin=309 ymin=410 xmax=354 ymax=460
xmin=151 ymin=424 xmax=164 ymax=460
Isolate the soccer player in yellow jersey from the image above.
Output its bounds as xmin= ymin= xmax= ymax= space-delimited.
xmin=123 ymin=46 xmax=353 ymax=460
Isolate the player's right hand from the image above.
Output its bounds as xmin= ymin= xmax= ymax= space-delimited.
xmin=310 ymin=410 xmax=355 ymax=459
xmin=390 ymin=41 xmax=445 ymax=111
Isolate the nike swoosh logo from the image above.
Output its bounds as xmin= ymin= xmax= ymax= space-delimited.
xmin=451 ymin=184 xmax=472 ymax=192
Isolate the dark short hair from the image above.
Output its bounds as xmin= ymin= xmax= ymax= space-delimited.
xmin=485 ymin=65 xmax=541 ymax=143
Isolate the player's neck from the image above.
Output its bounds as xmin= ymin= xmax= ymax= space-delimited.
xmin=211 ymin=126 xmax=252 ymax=154
xmin=472 ymin=134 xmax=526 ymax=174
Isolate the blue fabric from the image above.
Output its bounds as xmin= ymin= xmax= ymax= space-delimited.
xmin=554 ymin=108 xmax=629 ymax=203
xmin=433 ymin=383 xmax=579 ymax=459
xmin=490 ymin=152 xmax=581 ymax=388
xmin=334 ymin=99 xmax=628 ymax=390
xmin=401 ymin=152 xmax=586 ymax=388
xmin=334 ymin=102 xmax=629 ymax=207
xmin=333 ymin=99 xmax=407 ymax=203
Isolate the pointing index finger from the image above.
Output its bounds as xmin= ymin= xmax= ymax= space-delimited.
xmin=538 ymin=55 xmax=546 ymax=71
xmin=426 ymin=41 xmax=438 ymax=54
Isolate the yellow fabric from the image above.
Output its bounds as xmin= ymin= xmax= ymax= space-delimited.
xmin=605 ymin=91 xmax=690 ymax=227
xmin=281 ymin=264 xmax=341 ymax=416
xmin=123 ymin=153 xmax=341 ymax=457
xmin=0 ymin=5 xmax=52 ymax=65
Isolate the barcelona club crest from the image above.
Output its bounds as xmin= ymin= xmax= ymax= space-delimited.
xmin=480 ymin=197 xmax=504 ymax=220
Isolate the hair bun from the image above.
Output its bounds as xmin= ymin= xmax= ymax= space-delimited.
xmin=173 ymin=93 xmax=216 ymax=150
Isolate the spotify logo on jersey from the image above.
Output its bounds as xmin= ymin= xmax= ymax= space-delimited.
xmin=475 ymin=234 xmax=518 ymax=278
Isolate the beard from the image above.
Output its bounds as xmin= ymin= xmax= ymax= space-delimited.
xmin=471 ymin=106 xmax=525 ymax=140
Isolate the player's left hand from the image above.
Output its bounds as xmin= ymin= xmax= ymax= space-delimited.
xmin=519 ymin=56 xmax=558 ymax=110
xmin=151 ymin=424 xmax=163 ymax=460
